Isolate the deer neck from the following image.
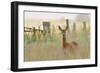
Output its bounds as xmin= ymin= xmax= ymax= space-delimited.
xmin=62 ymin=33 xmax=67 ymax=48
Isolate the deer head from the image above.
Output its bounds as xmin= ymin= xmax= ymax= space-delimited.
xmin=58 ymin=25 xmax=69 ymax=49
xmin=58 ymin=25 xmax=68 ymax=36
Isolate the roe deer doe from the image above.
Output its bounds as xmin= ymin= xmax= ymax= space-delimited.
xmin=58 ymin=26 xmax=80 ymax=57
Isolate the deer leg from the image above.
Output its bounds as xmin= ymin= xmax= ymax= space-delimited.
xmin=63 ymin=48 xmax=70 ymax=57
xmin=62 ymin=48 xmax=66 ymax=55
xmin=71 ymin=45 xmax=81 ymax=59
xmin=66 ymin=48 xmax=71 ymax=57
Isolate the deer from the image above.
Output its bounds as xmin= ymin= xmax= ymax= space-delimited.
xmin=58 ymin=25 xmax=80 ymax=57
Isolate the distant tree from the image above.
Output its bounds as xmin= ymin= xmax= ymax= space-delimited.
xmin=66 ymin=19 xmax=70 ymax=32
xmin=32 ymin=27 xmax=36 ymax=42
xmin=83 ymin=21 xmax=87 ymax=32
xmin=52 ymin=24 xmax=56 ymax=36
xmin=38 ymin=26 xmax=41 ymax=40
xmin=72 ymin=22 xmax=77 ymax=39
xmin=73 ymin=22 xmax=76 ymax=32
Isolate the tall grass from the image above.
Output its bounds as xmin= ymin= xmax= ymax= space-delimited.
xmin=24 ymin=30 xmax=90 ymax=62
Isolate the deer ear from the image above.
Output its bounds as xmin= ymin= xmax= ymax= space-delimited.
xmin=58 ymin=26 xmax=62 ymax=31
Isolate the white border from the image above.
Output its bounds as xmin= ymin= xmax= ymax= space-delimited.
xmin=18 ymin=5 xmax=95 ymax=68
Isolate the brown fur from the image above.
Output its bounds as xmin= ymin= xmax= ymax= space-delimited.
xmin=58 ymin=26 xmax=80 ymax=56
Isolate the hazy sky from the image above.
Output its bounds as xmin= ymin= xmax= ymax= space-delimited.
xmin=25 ymin=11 xmax=88 ymax=21
xmin=24 ymin=11 xmax=90 ymax=30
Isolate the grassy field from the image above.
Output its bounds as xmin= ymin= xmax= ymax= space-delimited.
xmin=24 ymin=30 xmax=90 ymax=62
